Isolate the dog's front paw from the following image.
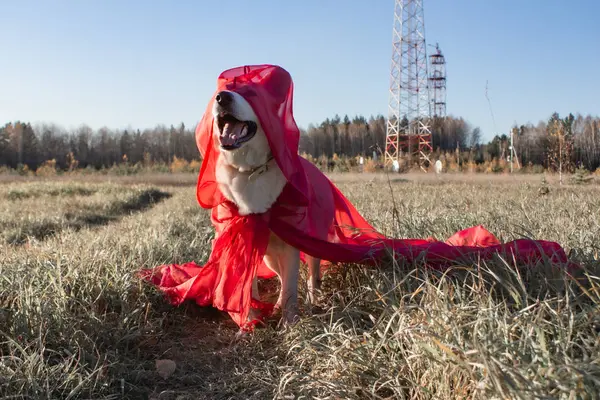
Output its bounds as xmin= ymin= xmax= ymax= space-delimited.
xmin=279 ymin=303 xmax=300 ymax=328
xmin=248 ymin=307 xmax=262 ymax=321
xmin=308 ymin=278 xmax=322 ymax=305
xmin=235 ymin=329 xmax=249 ymax=340
xmin=284 ymin=314 xmax=300 ymax=328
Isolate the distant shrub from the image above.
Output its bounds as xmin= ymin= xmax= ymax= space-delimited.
xmin=36 ymin=159 xmax=58 ymax=177
xmin=571 ymin=167 xmax=593 ymax=185
xmin=67 ymin=152 xmax=79 ymax=171
xmin=466 ymin=160 xmax=476 ymax=173
xmin=17 ymin=164 xmax=33 ymax=176
xmin=491 ymin=162 xmax=505 ymax=174
xmin=106 ymin=162 xmax=141 ymax=176
xmin=169 ymin=156 xmax=188 ymax=173
xmin=0 ymin=165 xmax=17 ymax=175
xmin=364 ymin=158 xmax=378 ymax=173
xmin=188 ymin=159 xmax=201 ymax=172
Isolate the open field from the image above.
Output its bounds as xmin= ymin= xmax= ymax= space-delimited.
xmin=1 ymin=173 xmax=599 ymax=399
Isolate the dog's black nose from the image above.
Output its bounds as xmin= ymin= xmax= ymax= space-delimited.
xmin=215 ymin=91 xmax=232 ymax=107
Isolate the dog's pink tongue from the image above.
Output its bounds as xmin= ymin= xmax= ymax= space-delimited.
xmin=220 ymin=122 xmax=247 ymax=147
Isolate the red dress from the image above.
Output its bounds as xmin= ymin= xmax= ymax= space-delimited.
xmin=140 ymin=65 xmax=574 ymax=331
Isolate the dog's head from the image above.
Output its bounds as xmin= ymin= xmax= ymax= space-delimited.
xmin=212 ymin=90 xmax=271 ymax=170
xmin=195 ymin=65 xmax=310 ymax=208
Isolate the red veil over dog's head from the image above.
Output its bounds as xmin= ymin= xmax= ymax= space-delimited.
xmin=194 ymin=65 xmax=309 ymax=210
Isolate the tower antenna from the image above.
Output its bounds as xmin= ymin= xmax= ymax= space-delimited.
xmin=384 ymin=0 xmax=433 ymax=172
xmin=485 ymin=80 xmax=497 ymax=135
xmin=428 ymin=42 xmax=446 ymax=118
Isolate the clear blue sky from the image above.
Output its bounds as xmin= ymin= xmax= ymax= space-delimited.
xmin=1 ymin=0 xmax=598 ymax=142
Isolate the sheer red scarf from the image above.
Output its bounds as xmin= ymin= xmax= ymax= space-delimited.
xmin=141 ymin=65 xmax=574 ymax=331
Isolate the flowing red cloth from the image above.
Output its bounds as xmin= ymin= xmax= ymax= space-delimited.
xmin=141 ymin=65 xmax=573 ymax=331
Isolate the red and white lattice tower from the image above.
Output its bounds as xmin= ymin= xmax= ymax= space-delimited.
xmin=384 ymin=0 xmax=433 ymax=171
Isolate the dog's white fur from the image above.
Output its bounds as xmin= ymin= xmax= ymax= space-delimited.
xmin=212 ymin=91 xmax=321 ymax=326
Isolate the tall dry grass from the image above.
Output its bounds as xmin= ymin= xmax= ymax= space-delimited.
xmin=0 ymin=176 xmax=599 ymax=399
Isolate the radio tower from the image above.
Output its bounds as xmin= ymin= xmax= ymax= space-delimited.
xmin=384 ymin=0 xmax=432 ymax=171
xmin=429 ymin=43 xmax=447 ymax=118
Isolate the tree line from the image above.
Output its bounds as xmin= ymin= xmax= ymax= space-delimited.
xmin=493 ymin=113 xmax=600 ymax=172
xmin=0 ymin=122 xmax=197 ymax=170
xmin=303 ymin=112 xmax=600 ymax=172
xmin=1 ymin=112 xmax=599 ymax=172
xmin=301 ymin=114 xmax=482 ymax=159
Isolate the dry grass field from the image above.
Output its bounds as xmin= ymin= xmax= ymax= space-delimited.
xmin=1 ymin=172 xmax=599 ymax=399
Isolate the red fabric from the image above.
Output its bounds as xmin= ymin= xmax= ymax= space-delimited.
xmin=141 ymin=65 xmax=574 ymax=331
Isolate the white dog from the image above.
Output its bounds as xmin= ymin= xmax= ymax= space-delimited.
xmin=212 ymin=90 xmax=322 ymax=325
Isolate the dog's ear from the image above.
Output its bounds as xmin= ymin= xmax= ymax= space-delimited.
xmin=220 ymin=65 xmax=291 ymax=105
xmin=258 ymin=66 xmax=292 ymax=105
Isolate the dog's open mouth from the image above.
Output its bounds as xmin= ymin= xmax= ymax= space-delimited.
xmin=216 ymin=113 xmax=257 ymax=150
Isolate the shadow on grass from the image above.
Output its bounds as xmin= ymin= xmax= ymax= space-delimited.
xmin=5 ymin=186 xmax=97 ymax=200
xmin=5 ymin=189 xmax=172 ymax=245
